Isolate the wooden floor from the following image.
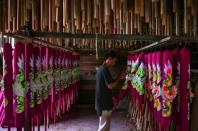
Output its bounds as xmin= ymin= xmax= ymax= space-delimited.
xmin=0 ymin=106 xmax=136 ymax=131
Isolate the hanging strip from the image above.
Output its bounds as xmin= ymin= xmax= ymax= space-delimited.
xmin=62 ymin=51 xmax=67 ymax=113
xmin=151 ymin=52 xmax=158 ymax=128
xmin=147 ymin=53 xmax=153 ymax=112
xmin=46 ymin=47 xmax=53 ymax=128
xmin=24 ymin=43 xmax=34 ymax=130
xmin=58 ymin=50 xmax=63 ymax=115
xmin=13 ymin=42 xmax=25 ymax=131
xmin=180 ymin=48 xmax=190 ymax=131
xmin=172 ymin=48 xmax=180 ymax=131
xmin=51 ymin=48 xmax=56 ymax=122
xmin=161 ymin=50 xmax=177 ymax=130
xmin=61 ymin=51 xmax=66 ymax=114
xmin=156 ymin=51 xmax=163 ymax=130
xmin=1 ymin=43 xmax=13 ymax=128
xmin=40 ymin=46 xmax=48 ymax=130
xmin=33 ymin=46 xmax=42 ymax=129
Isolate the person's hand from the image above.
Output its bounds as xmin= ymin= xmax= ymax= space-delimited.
xmin=119 ymin=71 xmax=125 ymax=80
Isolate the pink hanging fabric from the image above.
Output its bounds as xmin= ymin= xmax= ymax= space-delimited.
xmin=1 ymin=43 xmax=13 ymax=128
xmin=51 ymin=48 xmax=56 ymax=122
xmin=152 ymin=52 xmax=157 ymax=123
xmin=129 ymin=55 xmax=134 ymax=95
xmin=46 ymin=47 xmax=53 ymax=129
xmin=179 ymin=48 xmax=190 ymax=131
xmin=63 ymin=51 xmax=67 ymax=113
xmin=59 ymin=51 xmax=64 ymax=115
xmin=172 ymin=48 xmax=180 ymax=131
xmin=25 ymin=43 xmax=34 ymax=130
xmin=50 ymin=48 xmax=55 ymax=121
xmin=33 ymin=46 xmax=42 ymax=129
xmin=156 ymin=51 xmax=163 ymax=130
xmin=161 ymin=50 xmax=177 ymax=130
xmin=147 ymin=53 xmax=154 ymax=121
xmin=13 ymin=42 xmax=25 ymax=131
xmin=40 ymin=47 xmax=48 ymax=108
xmin=40 ymin=46 xmax=48 ymax=130
xmin=68 ymin=52 xmax=72 ymax=110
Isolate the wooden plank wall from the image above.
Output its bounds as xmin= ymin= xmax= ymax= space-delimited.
xmin=78 ymin=55 xmax=103 ymax=105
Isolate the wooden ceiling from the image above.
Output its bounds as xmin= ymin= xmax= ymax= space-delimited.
xmin=0 ymin=0 xmax=198 ymax=49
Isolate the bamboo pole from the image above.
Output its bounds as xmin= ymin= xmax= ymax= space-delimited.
xmin=17 ymin=0 xmax=21 ymax=31
xmin=8 ymin=0 xmax=11 ymax=31
xmin=49 ymin=0 xmax=52 ymax=31
xmin=192 ymin=0 xmax=197 ymax=36
xmin=127 ymin=11 xmax=131 ymax=34
xmin=11 ymin=0 xmax=17 ymax=32
xmin=43 ymin=0 xmax=49 ymax=31
xmin=0 ymin=0 xmax=2 ymax=31
xmin=51 ymin=0 xmax=56 ymax=32
xmin=140 ymin=0 xmax=144 ymax=17
xmin=184 ymin=0 xmax=188 ymax=35
xmin=2 ymin=0 xmax=8 ymax=31
xmin=21 ymin=0 xmax=25 ymax=27
xmin=40 ymin=0 xmax=44 ymax=31
xmin=135 ymin=0 xmax=141 ymax=15
xmin=145 ymin=0 xmax=151 ymax=23
xmin=76 ymin=2 xmax=81 ymax=32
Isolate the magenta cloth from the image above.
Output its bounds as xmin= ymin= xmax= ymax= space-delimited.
xmin=63 ymin=52 xmax=67 ymax=113
xmin=179 ymin=48 xmax=190 ymax=131
xmin=129 ymin=55 xmax=135 ymax=95
xmin=40 ymin=47 xmax=48 ymax=110
xmin=25 ymin=43 xmax=33 ymax=118
xmin=172 ymin=48 xmax=180 ymax=131
xmin=40 ymin=46 xmax=47 ymax=128
xmin=147 ymin=53 xmax=153 ymax=118
xmin=13 ymin=42 xmax=25 ymax=130
xmin=46 ymin=47 xmax=54 ymax=125
xmin=33 ymin=46 xmax=42 ymax=113
xmin=24 ymin=43 xmax=35 ymax=131
xmin=55 ymin=50 xmax=60 ymax=101
xmin=152 ymin=52 xmax=157 ymax=121
xmin=0 ymin=43 xmax=13 ymax=129
xmin=51 ymin=48 xmax=56 ymax=121
xmin=156 ymin=51 xmax=163 ymax=129
xmin=2 ymin=43 xmax=13 ymax=122
xmin=46 ymin=48 xmax=52 ymax=107
xmin=162 ymin=50 xmax=173 ymax=130
xmin=59 ymin=51 xmax=64 ymax=114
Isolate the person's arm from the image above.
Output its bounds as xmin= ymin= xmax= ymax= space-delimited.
xmin=103 ymin=68 xmax=125 ymax=90
xmin=107 ymin=78 xmax=121 ymax=90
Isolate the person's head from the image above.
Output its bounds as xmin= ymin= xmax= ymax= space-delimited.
xmin=103 ymin=50 xmax=117 ymax=67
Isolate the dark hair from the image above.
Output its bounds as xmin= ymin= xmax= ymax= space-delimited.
xmin=104 ymin=50 xmax=117 ymax=61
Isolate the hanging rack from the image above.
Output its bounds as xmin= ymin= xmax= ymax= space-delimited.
xmin=2 ymin=33 xmax=73 ymax=52
xmin=128 ymin=36 xmax=198 ymax=54
xmin=16 ymin=31 xmax=164 ymax=41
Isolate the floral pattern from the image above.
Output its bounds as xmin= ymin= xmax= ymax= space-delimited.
xmin=162 ymin=60 xmax=177 ymax=117
xmin=35 ymin=56 xmax=42 ymax=105
xmin=13 ymin=54 xmax=25 ymax=113
xmin=131 ymin=63 xmax=146 ymax=95
xmin=29 ymin=55 xmax=35 ymax=108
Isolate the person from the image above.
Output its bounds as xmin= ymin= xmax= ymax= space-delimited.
xmin=95 ymin=50 xmax=125 ymax=131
